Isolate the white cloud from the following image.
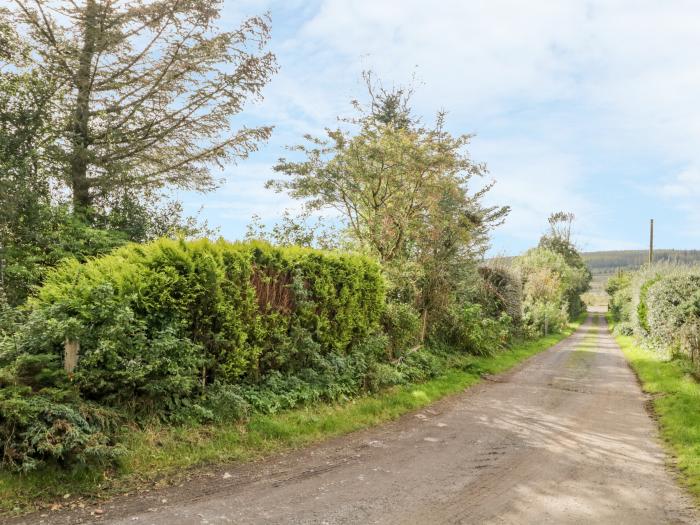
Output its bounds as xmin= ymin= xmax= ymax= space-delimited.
xmin=472 ymin=137 xmax=594 ymax=251
xmin=160 ymin=1 xmax=700 ymax=248
xmin=661 ymin=168 xmax=700 ymax=199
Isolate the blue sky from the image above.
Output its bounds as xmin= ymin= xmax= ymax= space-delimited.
xmin=177 ymin=0 xmax=700 ymax=255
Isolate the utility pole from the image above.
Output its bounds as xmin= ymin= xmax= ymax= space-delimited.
xmin=649 ymin=219 xmax=654 ymax=265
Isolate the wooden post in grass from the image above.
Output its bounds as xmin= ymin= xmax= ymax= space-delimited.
xmin=649 ymin=219 xmax=654 ymax=265
xmin=64 ymin=339 xmax=80 ymax=374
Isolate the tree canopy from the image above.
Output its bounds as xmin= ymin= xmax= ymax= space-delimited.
xmin=267 ymin=76 xmax=509 ymax=335
xmin=9 ymin=0 xmax=277 ymax=212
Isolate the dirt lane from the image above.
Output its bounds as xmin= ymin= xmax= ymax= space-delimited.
xmin=13 ymin=314 xmax=698 ymax=524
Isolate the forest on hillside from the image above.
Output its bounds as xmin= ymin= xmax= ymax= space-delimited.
xmin=583 ymin=250 xmax=700 ymax=274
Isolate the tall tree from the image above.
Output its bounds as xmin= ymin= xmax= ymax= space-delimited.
xmin=269 ymin=80 xmax=506 ymax=265
xmin=0 ymin=67 xmax=129 ymax=306
xmin=10 ymin=0 xmax=277 ymax=212
xmin=269 ymin=76 xmax=509 ymax=333
xmin=539 ymin=211 xmax=589 ymax=271
xmin=532 ymin=212 xmax=591 ymax=318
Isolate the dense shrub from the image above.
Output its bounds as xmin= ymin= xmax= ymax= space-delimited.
xmin=0 ymin=236 xmax=535 ymax=472
xmin=605 ymin=272 xmax=632 ymax=323
xmin=0 ymin=239 xmax=386 ymax=469
xmin=645 ymin=272 xmax=700 ymax=350
xmin=627 ymin=265 xmax=667 ymax=338
xmin=382 ymin=303 xmax=421 ymax=358
xmin=476 ymin=265 xmax=522 ymax=325
xmin=436 ymin=303 xmax=512 ymax=357
xmin=521 ymin=301 xmax=568 ymax=337
xmin=613 ymin=322 xmax=634 ymax=337
xmin=24 ymin=239 xmax=385 ymax=403
xmin=515 ymin=246 xmax=589 ymax=334
xmin=607 ymin=265 xmax=700 ymax=361
xmin=0 ymin=207 xmax=129 ymax=308
xmin=0 ymin=351 xmax=124 ymax=471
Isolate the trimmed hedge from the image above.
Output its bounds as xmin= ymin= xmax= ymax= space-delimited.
xmin=607 ymin=265 xmax=700 ymax=357
xmin=0 ymin=239 xmax=386 ymax=470
xmin=646 ymin=272 xmax=700 ymax=350
xmin=24 ymin=239 xmax=385 ymax=407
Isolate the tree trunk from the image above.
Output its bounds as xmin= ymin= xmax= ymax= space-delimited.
xmin=69 ymin=0 xmax=98 ymax=213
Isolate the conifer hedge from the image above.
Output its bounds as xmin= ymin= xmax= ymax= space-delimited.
xmin=32 ymin=238 xmax=385 ymax=401
xmin=0 ymin=239 xmax=385 ymax=469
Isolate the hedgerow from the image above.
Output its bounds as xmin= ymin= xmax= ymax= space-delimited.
xmin=514 ymin=246 xmax=590 ymax=336
xmin=33 ymin=238 xmax=384 ymax=396
xmin=607 ymin=265 xmax=700 ymax=362
xmin=0 ymin=238 xmax=387 ymax=470
xmin=646 ymin=271 xmax=700 ymax=351
xmin=0 ymin=232 xmax=584 ymax=473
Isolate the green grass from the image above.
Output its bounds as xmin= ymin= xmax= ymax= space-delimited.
xmin=609 ymin=316 xmax=700 ymax=500
xmin=0 ymin=316 xmax=584 ymax=516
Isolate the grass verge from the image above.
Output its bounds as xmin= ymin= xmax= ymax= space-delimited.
xmin=0 ymin=316 xmax=584 ymax=516
xmin=608 ymin=316 xmax=700 ymax=500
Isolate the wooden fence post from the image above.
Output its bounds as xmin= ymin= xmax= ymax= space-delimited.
xmin=64 ymin=339 xmax=80 ymax=374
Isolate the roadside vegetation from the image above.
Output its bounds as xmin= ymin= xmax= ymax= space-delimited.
xmin=0 ymin=319 xmax=583 ymax=515
xmin=607 ymin=264 xmax=700 ymax=499
xmin=607 ymin=264 xmax=700 ymax=365
xmin=0 ymin=1 xmax=591 ymax=516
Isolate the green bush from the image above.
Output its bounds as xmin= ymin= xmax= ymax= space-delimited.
xmin=613 ymin=322 xmax=634 ymax=337
xmin=608 ymin=265 xmax=700 ymax=360
xmin=515 ymin=246 xmax=590 ymax=334
xmin=437 ymin=303 xmax=512 ymax=356
xmin=0 ymin=352 xmax=124 ymax=472
xmin=628 ymin=265 xmax=668 ymax=338
xmin=0 ymin=239 xmax=386 ymax=469
xmin=476 ymin=265 xmax=522 ymax=324
xmin=637 ymin=277 xmax=660 ymax=336
xmin=645 ymin=272 xmax=700 ymax=351
xmin=606 ymin=272 xmax=632 ymax=323
xmin=382 ymin=302 xmax=421 ymax=358
xmin=522 ymin=301 xmax=568 ymax=337
xmin=18 ymin=239 xmax=385 ymax=408
xmin=0 ymin=207 xmax=128 ymax=307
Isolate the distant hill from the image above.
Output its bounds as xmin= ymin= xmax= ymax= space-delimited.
xmin=582 ymin=249 xmax=700 ymax=275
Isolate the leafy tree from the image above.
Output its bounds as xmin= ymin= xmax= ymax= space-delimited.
xmin=536 ymin=211 xmax=591 ymax=316
xmin=539 ymin=212 xmax=587 ymax=270
xmin=546 ymin=211 xmax=575 ymax=243
xmin=0 ymin=71 xmax=57 ymax=249
xmin=269 ymin=76 xmax=506 ymax=262
xmin=10 ymin=0 xmax=277 ymax=212
xmin=268 ymin=76 xmax=508 ymax=335
xmin=516 ymin=241 xmax=590 ymax=334
xmin=91 ymin=189 xmax=217 ymax=243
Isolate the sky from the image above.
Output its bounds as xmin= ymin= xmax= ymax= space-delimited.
xmin=176 ymin=0 xmax=700 ymax=255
